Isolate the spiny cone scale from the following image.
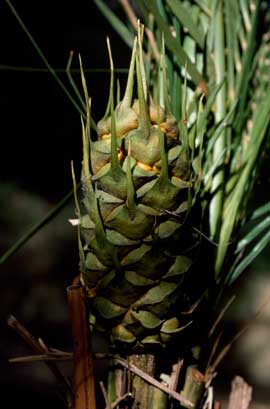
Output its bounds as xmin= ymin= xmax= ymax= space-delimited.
xmin=79 ymin=37 xmax=199 ymax=351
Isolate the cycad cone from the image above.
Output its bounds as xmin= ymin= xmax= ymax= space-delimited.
xmin=78 ymin=36 xmax=197 ymax=351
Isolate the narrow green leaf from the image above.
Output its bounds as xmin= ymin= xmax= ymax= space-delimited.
xmin=0 ymin=64 xmax=128 ymax=74
xmin=206 ymin=99 xmax=238 ymax=155
xmin=229 ymin=230 xmax=270 ymax=285
xmin=171 ymin=70 xmax=182 ymax=122
xmin=236 ymin=216 xmax=270 ymax=253
xmin=4 ymin=0 xmax=86 ymax=119
xmin=94 ymin=0 xmax=134 ymax=48
xmin=183 ymin=35 xmax=196 ymax=70
xmin=216 ymin=86 xmax=270 ymax=275
xmin=204 ymin=147 xmax=227 ymax=191
xmin=206 ymin=0 xmax=219 ymax=52
xmin=239 ymin=0 xmax=251 ymax=33
xmin=209 ymin=0 xmax=227 ymax=240
xmin=193 ymin=0 xmax=212 ymax=17
xmin=135 ymin=0 xmax=149 ymax=24
xmin=166 ymin=0 xmax=205 ymax=49
xmin=171 ymin=17 xmax=182 ymax=121
xmin=235 ymin=0 xmax=260 ymax=133
xmin=157 ymin=0 xmax=169 ymax=23
xmin=224 ymin=0 xmax=237 ymax=103
xmin=145 ymin=0 xmax=205 ymax=87
xmin=251 ymin=202 xmax=270 ymax=220
xmin=66 ymin=51 xmax=86 ymax=113
xmin=196 ymin=79 xmax=226 ymax=139
xmin=0 ymin=185 xmax=80 ymax=264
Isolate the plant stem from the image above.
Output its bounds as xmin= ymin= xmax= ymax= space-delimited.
xmin=67 ymin=280 xmax=97 ymax=409
xmin=106 ymin=355 xmax=193 ymax=407
xmin=181 ymin=367 xmax=205 ymax=408
xmin=129 ymin=354 xmax=156 ymax=409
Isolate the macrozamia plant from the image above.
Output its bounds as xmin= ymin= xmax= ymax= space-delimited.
xmin=3 ymin=1 xmax=270 ymax=408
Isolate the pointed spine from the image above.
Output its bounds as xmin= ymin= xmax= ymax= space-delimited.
xmin=79 ymin=54 xmax=91 ymax=137
xmin=138 ymin=23 xmax=147 ymax=100
xmin=93 ymin=183 xmax=120 ymax=270
xmin=156 ymin=53 xmax=169 ymax=185
xmin=158 ymin=120 xmax=169 ymax=186
xmin=107 ymin=38 xmax=120 ymax=172
xmin=126 ymin=141 xmax=136 ymax=218
xmin=100 ymin=37 xmax=115 ymax=121
xmin=122 ymin=36 xmax=137 ymax=108
xmin=93 ymin=185 xmax=107 ymax=245
xmin=79 ymin=55 xmax=93 ymax=192
xmin=81 ymin=116 xmax=93 ymax=193
xmin=136 ymin=53 xmax=150 ymax=138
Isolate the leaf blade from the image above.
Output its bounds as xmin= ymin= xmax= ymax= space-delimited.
xmin=166 ymin=0 xmax=205 ymax=49
xmin=228 ymin=230 xmax=270 ymax=285
xmin=94 ymin=0 xmax=134 ymax=48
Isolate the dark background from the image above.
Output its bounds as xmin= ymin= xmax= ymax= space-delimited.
xmin=0 ymin=0 xmax=130 ymax=200
xmin=0 ymin=1 xmax=130 ymax=407
xmin=0 ymin=1 xmax=269 ymax=408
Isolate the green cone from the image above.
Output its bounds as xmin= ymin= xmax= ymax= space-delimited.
xmin=79 ymin=36 xmax=198 ymax=351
